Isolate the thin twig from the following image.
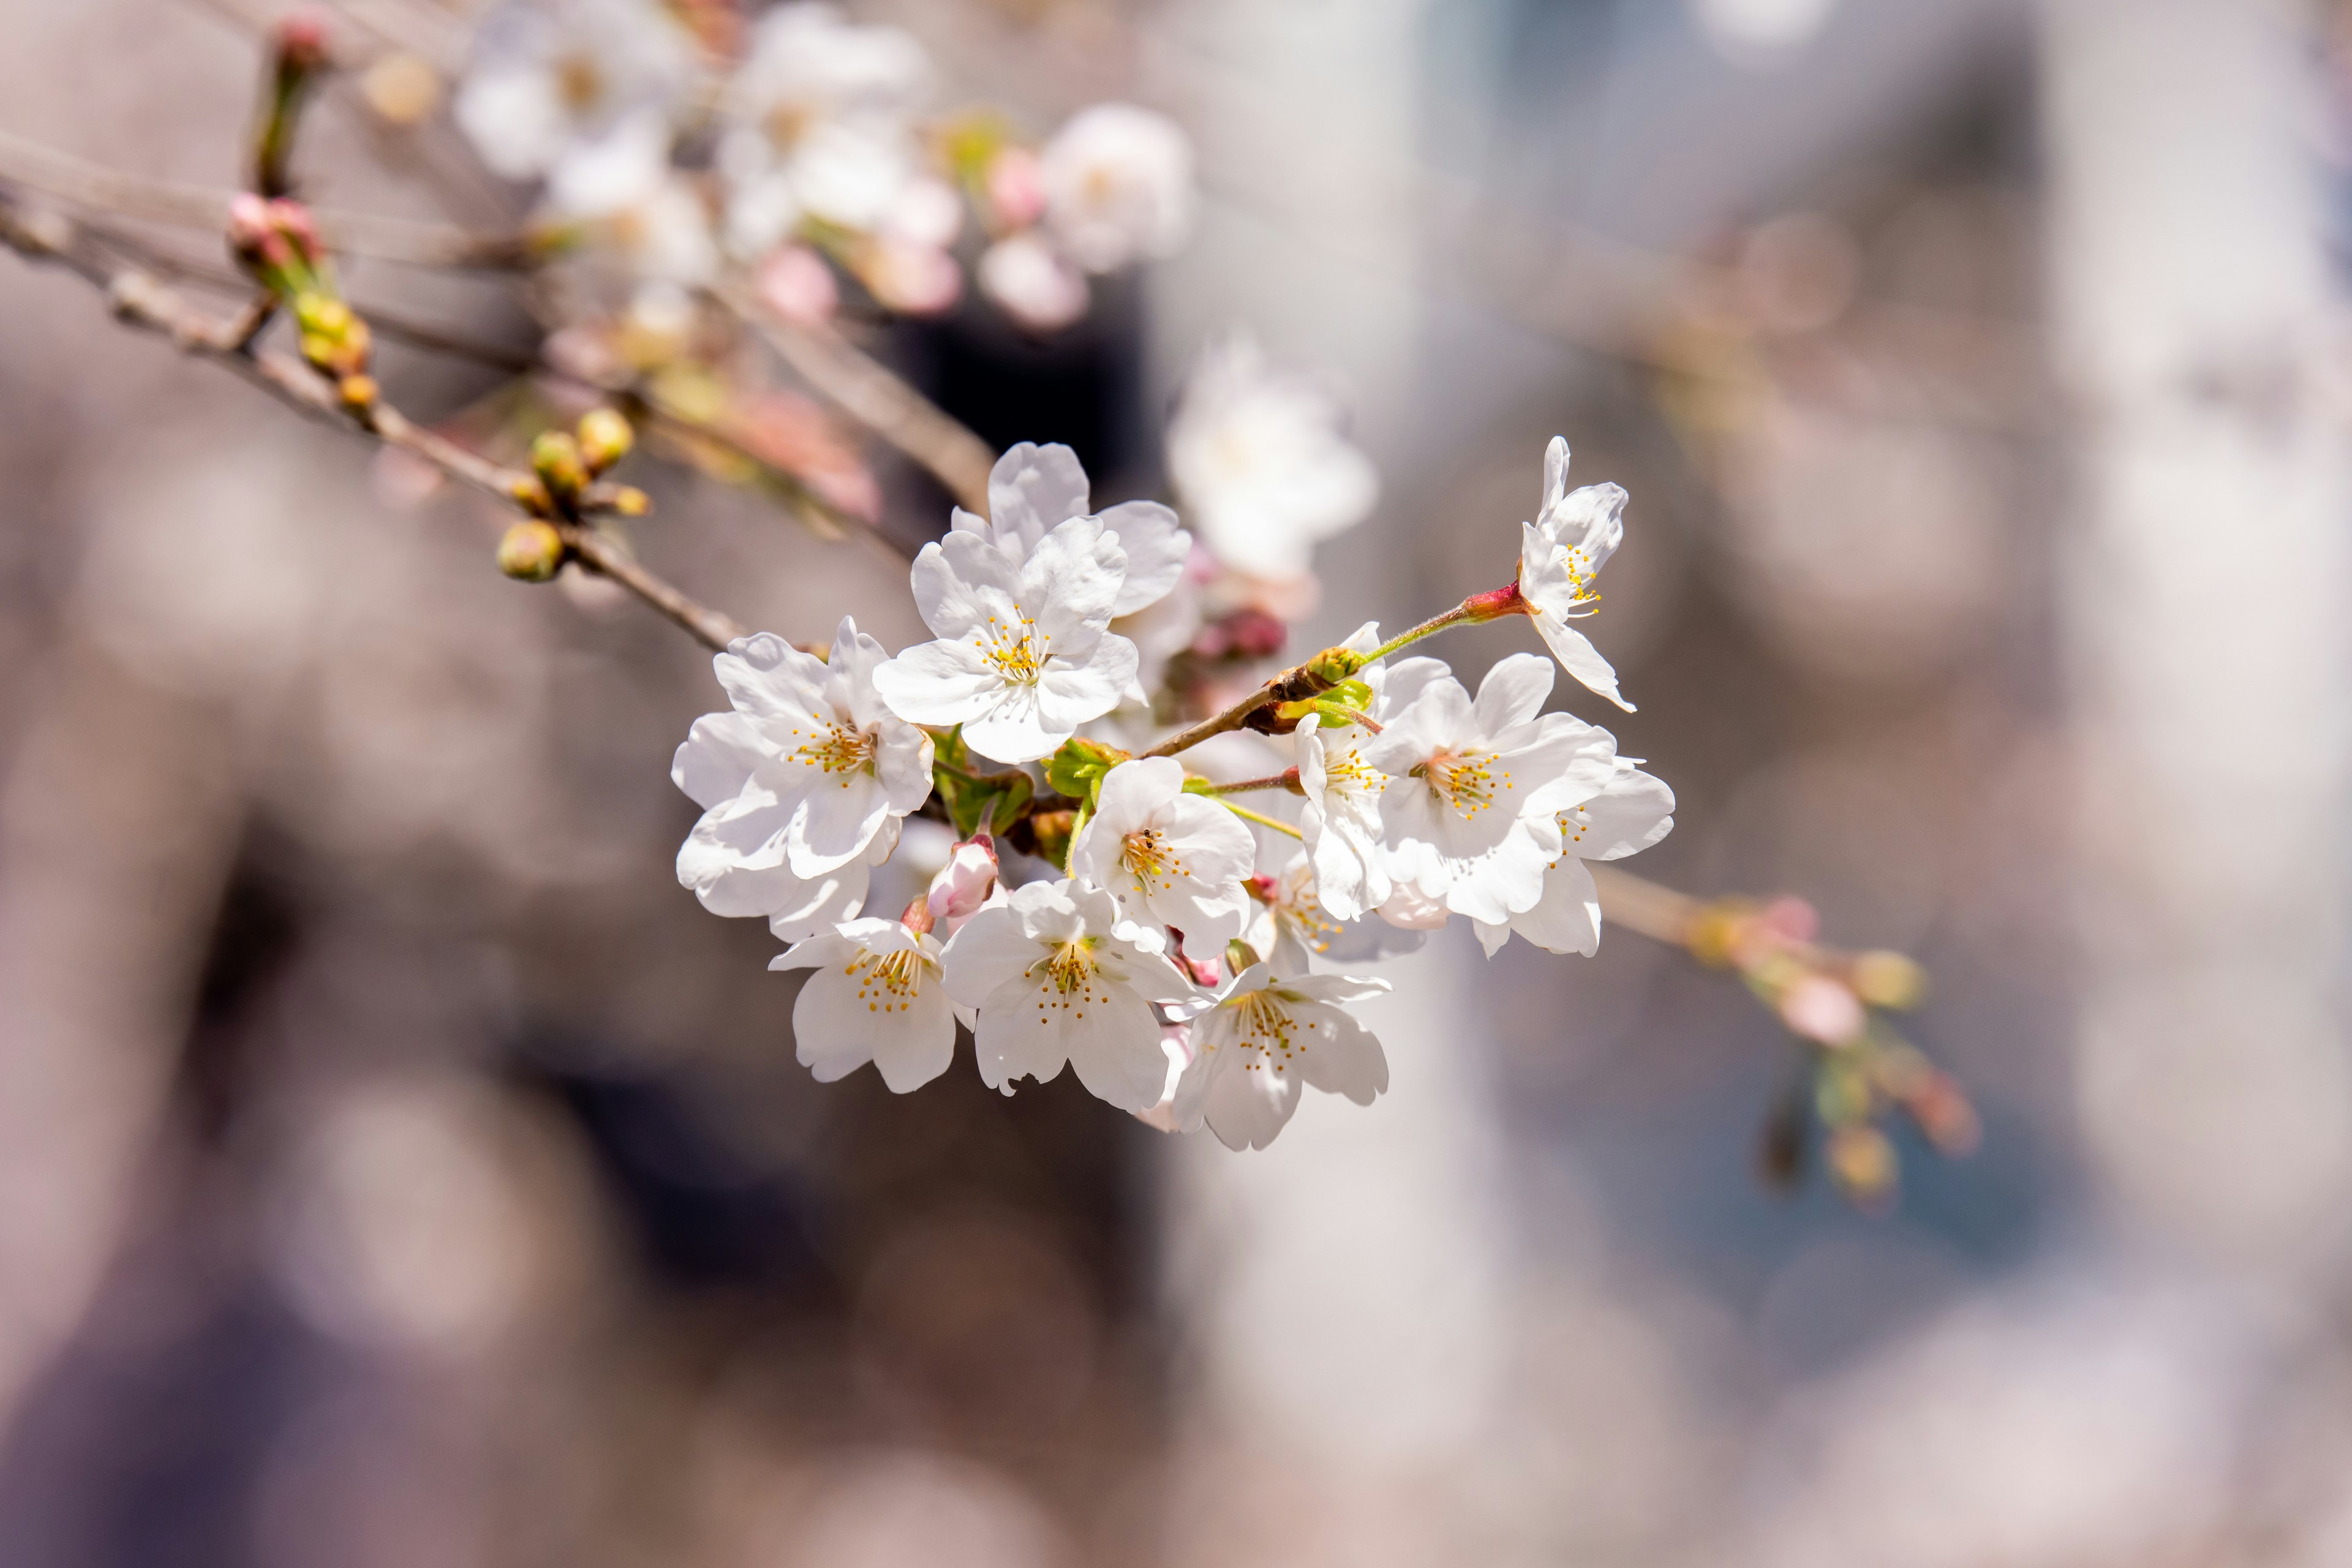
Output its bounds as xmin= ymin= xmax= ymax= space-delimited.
xmin=1589 ymin=864 xmax=1701 ymax=948
xmin=0 ymin=195 xmax=747 ymax=652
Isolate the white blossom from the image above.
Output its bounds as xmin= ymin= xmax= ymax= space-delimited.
xmin=1069 ymin=758 xmax=1257 ymax=944
xmin=940 ymin=880 xmax=1197 ymax=1109
xmin=1167 ymin=335 xmax=1379 ymax=579
xmin=951 ymin=444 xmax=1189 ymax=618
xmin=1472 ymin=758 xmax=1676 ymax=957
xmin=674 ymin=618 xmax=934 ymax=888
xmin=1363 ymin=652 xmax=1621 ymax=926
xmin=1294 ymin=625 xmax=1452 ymax=922
xmin=717 ymin=2 xmax=930 ymax=253
xmin=977 ymin=233 xmax=1090 ymax=333
xmin=1243 ymin=851 xmax=1426 ymax=978
xmin=871 ymin=513 xmax=1139 ymax=763
xmin=456 ymin=0 xmax=693 ymax=216
xmin=1518 ymin=436 xmax=1635 ymax=711
xmin=1038 ymin=104 xmax=1194 ymax=274
xmin=771 ymin=916 xmax=959 ymax=1091
xmin=1170 ymin=963 xmax=1390 ymax=1150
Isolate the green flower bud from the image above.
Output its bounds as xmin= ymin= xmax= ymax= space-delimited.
xmin=497 ymin=519 xmax=567 ymax=582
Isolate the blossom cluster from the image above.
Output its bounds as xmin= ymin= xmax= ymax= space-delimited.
xmin=454 ymin=0 xmax=1193 ymax=333
xmin=673 ymin=435 xmax=1675 ymax=1148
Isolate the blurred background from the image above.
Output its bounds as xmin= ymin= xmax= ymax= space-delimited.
xmin=2 ymin=0 xmax=2350 ymax=1563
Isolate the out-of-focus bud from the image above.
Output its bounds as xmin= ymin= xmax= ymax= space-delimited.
xmin=860 ymin=236 xmax=962 ymax=317
xmin=1905 ymin=1072 xmax=1982 ymax=1156
xmin=497 ymin=520 xmax=567 ymax=581
xmin=531 ymin=431 xmax=589 ymax=505
xmin=293 ymin=290 xmax=370 ymax=377
xmin=510 ymin=473 xmax=554 ymax=518
xmin=1813 ymin=1060 xmax=1872 ymax=1126
xmin=984 ymin=146 xmax=1047 ymax=229
xmin=1020 ymin=809 xmax=1076 ymax=870
xmin=274 ymin=9 xmax=331 ymax=73
xmin=576 ymin=409 xmax=635 ymax=475
xmin=336 ymin=373 xmax=377 ymax=410
xmin=755 ymin=244 xmax=839 ymax=327
xmin=1850 ymin=949 xmax=1928 ymax=1010
xmin=1778 ymin=973 xmax=1866 ymax=1046
xmin=1826 ymin=1125 xmax=1898 ymax=1207
xmin=360 ymin=52 xmax=441 ymax=127
xmin=610 ymin=486 xmax=652 ymax=518
xmin=1758 ymin=895 xmax=1820 ymax=944
xmin=924 ymin=836 xmax=1001 ymax=936
xmin=1686 ymin=901 xmax=1747 ymax=968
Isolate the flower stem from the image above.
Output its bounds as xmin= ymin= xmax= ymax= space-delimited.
xmin=1363 ymin=583 xmax=1529 ymax=665
xmin=1218 ymin=801 xmax=1303 ymax=840
xmin=1193 ymin=769 xmax=1302 ymax=797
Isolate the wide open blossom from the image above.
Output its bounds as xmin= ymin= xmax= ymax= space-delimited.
xmin=1363 ymin=652 xmax=1622 ymax=926
xmin=1243 ymin=851 xmax=1425 ymax=978
xmin=1166 ymin=335 xmax=1379 ymax=580
xmin=1518 ymin=435 xmax=1635 ymax=712
xmin=1472 ymin=758 xmax=1676 ymax=957
xmin=771 ymin=916 xmax=959 ymax=1091
xmin=716 ymin=1 xmax=930 ymax=252
xmin=1295 ymin=625 xmax=1452 ymax=922
xmin=1068 ymin=758 xmax=1256 ymax=944
xmin=872 ymin=513 xmax=1137 ymax=763
xmin=950 ymin=444 xmax=1189 ymax=618
xmin=1038 ymin=104 xmax=1194 ymax=274
xmin=1170 ymin=964 xmax=1390 ymax=1150
xmin=940 ymin=880 xmax=1197 ymax=1109
xmin=673 ymin=619 xmax=934 ymax=887
xmin=456 ymin=0 xmax=695 ymax=216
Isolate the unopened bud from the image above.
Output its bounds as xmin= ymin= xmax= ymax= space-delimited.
xmin=530 ymin=430 xmax=589 ymax=502
xmin=576 ymin=407 xmax=635 ymax=473
xmin=1020 ymin=809 xmax=1076 ymax=870
xmin=510 ymin=474 xmax=554 ymax=517
xmin=336 ymin=373 xmax=377 ymax=410
xmin=1906 ymin=1074 xmax=1981 ymax=1156
xmin=497 ymin=520 xmax=567 ymax=581
xmin=1826 ymin=1125 xmax=1898 ymax=1207
xmin=1302 ymin=644 xmax=1365 ymax=684
xmin=274 ymin=8 xmax=331 ymax=72
xmin=610 ymin=485 xmax=651 ymax=517
xmin=1778 ymin=974 xmax=1866 ymax=1047
xmin=1850 ymin=949 xmax=1928 ymax=1011
xmin=900 ymin=895 xmax=937 ymax=938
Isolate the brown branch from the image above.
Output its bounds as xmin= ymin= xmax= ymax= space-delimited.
xmin=1589 ymin=864 xmax=1700 ymax=948
xmin=722 ymin=285 xmax=997 ymax=515
xmin=0 ymin=195 xmax=747 ymax=652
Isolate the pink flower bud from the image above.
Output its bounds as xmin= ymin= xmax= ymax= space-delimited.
xmin=861 ymin=236 xmax=963 ymax=317
xmin=1777 ymin=974 xmax=1866 ymax=1046
xmin=756 ymin=244 xmax=839 ymax=327
xmin=924 ymin=836 xmax=1000 ymax=935
xmin=985 ymin=146 xmax=1047 ymax=229
xmin=276 ymin=8 xmax=331 ymax=71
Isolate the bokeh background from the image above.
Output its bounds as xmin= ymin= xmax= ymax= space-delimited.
xmin=2 ymin=0 xmax=2349 ymax=1564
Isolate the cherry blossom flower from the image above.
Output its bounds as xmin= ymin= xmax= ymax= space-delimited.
xmin=1170 ymin=964 xmax=1391 ymax=1150
xmin=1471 ymin=758 xmax=1676 ymax=957
xmin=1518 ymin=436 xmax=1635 ymax=711
xmin=977 ymin=233 xmax=1090 ymax=333
xmin=771 ymin=916 xmax=959 ymax=1091
xmin=1068 ymin=758 xmax=1257 ymax=943
xmin=1166 ymin=335 xmax=1379 ymax=579
xmin=1364 ymin=652 xmax=1622 ymax=925
xmin=1294 ymin=626 xmax=1452 ymax=921
xmin=1243 ymin=851 xmax=1425 ymax=977
xmin=950 ymin=444 xmax=1189 ymax=618
xmin=871 ymin=513 xmax=1138 ymax=763
xmin=940 ymin=880 xmax=1198 ymax=1109
xmin=1038 ymin=104 xmax=1194 ymax=273
xmin=455 ymin=0 xmax=693 ymax=215
xmin=672 ymin=619 xmax=935 ymax=922
xmin=924 ymin=836 xmax=1002 ymax=935
xmin=677 ymin=807 xmax=898 ymax=932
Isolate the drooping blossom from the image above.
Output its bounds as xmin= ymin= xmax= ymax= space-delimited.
xmin=771 ymin=916 xmax=959 ymax=1091
xmin=870 ymin=513 xmax=1137 ymax=763
xmin=1518 ymin=435 xmax=1635 ymax=711
xmin=1166 ymin=335 xmax=1379 ymax=579
xmin=951 ymin=444 xmax=1189 ymax=618
xmin=940 ymin=880 xmax=1198 ymax=1109
xmin=1038 ymin=104 xmax=1194 ymax=273
xmin=1068 ymin=758 xmax=1257 ymax=944
xmin=1170 ymin=964 xmax=1390 ymax=1150
xmin=673 ymin=619 xmax=934 ymax=892
xmin=1242 ymin=851 xmax=1426 ymax=978
xmin=1470 ymin=758 xmax=1675 ymax=957
xmin=1363 ymin=653 xmax=1621 ymax=925
xmin=455 ymin=0 xmax=694 ymax=216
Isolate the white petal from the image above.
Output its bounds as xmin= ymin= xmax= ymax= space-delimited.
xmin=1472 ymin=652 xmax=1555 ymax=737
xmin=1531 ymin=609 xmax=1634 ymax=712
xmin=989 ymin=442 xmax=1092 ymax=552
xmin=1097 ymin=500 xmax=1191 ymax=616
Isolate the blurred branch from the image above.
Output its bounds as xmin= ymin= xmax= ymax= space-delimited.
xmin=0 ymin=195 xmax=748 ymax=652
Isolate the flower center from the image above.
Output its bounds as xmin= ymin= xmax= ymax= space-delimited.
xmin=1320 ymin=744 xmax=1384 ymax=802
xmin=1234 ymin=989 xmax=1300 ymax=1073
xmin=555 ymin=53 xmax=607 ymax=113
xmin=974 ymin=613 xmax=1044 ymax=685
xmin=1414 ymin=748 xmax=1508 ymax=821
xmin=793 ymin=719 xmax=876 ymax=783
xmin=1555 ymin=545 xmax=1602 ymax=614
xmin=1120 ymin=827 xmax=1185 ymax=893
xmin=845 ymin=948 xmax=926 ymax=1013
xmin=1547 ymin=805 xmax=1593 ymax=870
xmin=1031 ymin=938 xmax=1106 ymax=1023
xmin=1276 ymin=885 xmax=1343 ymax=956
